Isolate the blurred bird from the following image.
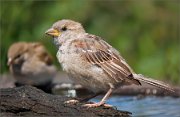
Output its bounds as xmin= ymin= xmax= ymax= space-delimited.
xmin=7 ymin=42 xmax=57 ymax=92
xmin=45 ymin=19 xmax=174 ymax=107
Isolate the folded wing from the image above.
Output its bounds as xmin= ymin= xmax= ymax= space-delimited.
xmin=70 ymin=34 xmax=141 ymax=85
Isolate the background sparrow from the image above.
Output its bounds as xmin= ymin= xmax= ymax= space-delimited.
xmin=7 ymin=42 xmax=57 ymax=91
xmin=46 ymin=19 xmax=173 ymax=107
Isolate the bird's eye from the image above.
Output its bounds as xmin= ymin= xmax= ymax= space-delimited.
xmin=15 ymin=54 xmax=21 ymax=59
xmin=61 ymin=27 xmax=67 ymax=31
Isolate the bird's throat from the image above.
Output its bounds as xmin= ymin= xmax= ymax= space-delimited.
xmin=53 ymin=38 xmax=61 ymax=49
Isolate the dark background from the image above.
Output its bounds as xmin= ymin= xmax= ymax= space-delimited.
xmin=1 ymin=0 xmax=179 ymax=84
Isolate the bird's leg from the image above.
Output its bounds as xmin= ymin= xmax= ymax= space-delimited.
xmin=80 ymin=92 xmax=102 ymax=102
xmin=83 ymin=87 xmax=114 ymax=108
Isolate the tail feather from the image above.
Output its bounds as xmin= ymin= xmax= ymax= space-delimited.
xmin=133 ymin=74 xmax=174 ymax=92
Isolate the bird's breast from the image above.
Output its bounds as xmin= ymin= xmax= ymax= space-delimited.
xmin=56 ymin=48 xmax=116 ymax=92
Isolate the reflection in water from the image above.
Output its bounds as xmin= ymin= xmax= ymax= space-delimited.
xmin=92 ymin=96 xmax=180 ymax=117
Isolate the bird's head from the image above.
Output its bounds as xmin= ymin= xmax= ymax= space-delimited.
xmin=45 ymin=19 xmax=85 ymax=37
xmin=7 ymin=42 xmax=29 ymax=68
xmin=45 ymin=19 xmax=85 ymax=47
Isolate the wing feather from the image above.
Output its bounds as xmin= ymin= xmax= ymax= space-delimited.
xmin=71 ymin=34 xmax=141 ymax=85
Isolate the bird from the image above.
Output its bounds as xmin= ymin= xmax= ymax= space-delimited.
xmin=7 ymin=42 xmax=57 ymax=92
xmin=45 ymin=19 xmax=174 ymax=107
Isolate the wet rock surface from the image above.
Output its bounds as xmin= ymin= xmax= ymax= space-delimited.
xmin=0 ymin=86 xmax=131 ymax=117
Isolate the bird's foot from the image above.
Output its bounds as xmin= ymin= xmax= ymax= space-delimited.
xmin=83 ymin=102 xmax=112 ymax=108
xmin=64 ymin=99 xmax=79 ymax=105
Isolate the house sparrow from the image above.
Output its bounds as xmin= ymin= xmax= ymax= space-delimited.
xmin=7 ymin=42 xmax=57 ymax=88
xmin=45 ymin=19 xmax=174 ymax=107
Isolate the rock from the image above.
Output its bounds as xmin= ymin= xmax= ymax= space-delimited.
xmin=0 ymin=86 xmax=131 ymax=117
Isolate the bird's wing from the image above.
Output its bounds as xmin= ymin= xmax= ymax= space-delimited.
xmin=71 ymin=34 xmax=141 ymax=85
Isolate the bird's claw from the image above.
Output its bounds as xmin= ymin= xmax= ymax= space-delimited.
xmin=64 ymin=99 xmax=79 ymax=105
xmin=83 ymin=102 xmax=112 ymax=108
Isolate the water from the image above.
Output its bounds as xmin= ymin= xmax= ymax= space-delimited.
xmin=92 ymin=96 xmax=180 ymax=117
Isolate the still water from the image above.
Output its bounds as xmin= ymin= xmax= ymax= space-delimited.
xmin=92 ymin=96 xmax=180 ymax=117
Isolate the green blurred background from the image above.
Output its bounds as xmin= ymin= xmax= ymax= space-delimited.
xmin=1 ymin=0 xmax=179 ymax=84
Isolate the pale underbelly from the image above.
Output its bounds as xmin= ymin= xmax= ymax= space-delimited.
xmin=57 ymin=51 xmax=123 ymax=92
xmin=68 ymin=72 xmax=110 ymax=93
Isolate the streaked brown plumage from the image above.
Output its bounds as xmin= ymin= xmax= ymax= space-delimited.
xmin=46 ymin=19 xmax=174 ymax=107
xmin=7 ymin=42 xmax=57 ymax=86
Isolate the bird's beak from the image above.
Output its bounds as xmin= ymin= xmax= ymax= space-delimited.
xmin=45 ymin=28 xmax=60 ymax=37
xmin=7 ymin=58 xmax=13 ymax=66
